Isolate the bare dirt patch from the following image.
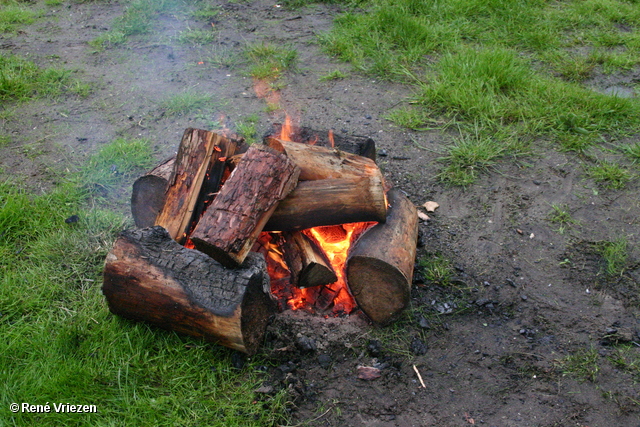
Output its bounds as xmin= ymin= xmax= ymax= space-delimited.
xmin=1 ymin=2 xmax=639 ymax=426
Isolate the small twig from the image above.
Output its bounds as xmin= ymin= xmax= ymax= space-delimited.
xmin=413 ymin=364 xmax=426 ymax=388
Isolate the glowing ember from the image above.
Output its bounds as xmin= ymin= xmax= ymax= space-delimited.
xmin=328 ymin=128 xmax=335 ymax=148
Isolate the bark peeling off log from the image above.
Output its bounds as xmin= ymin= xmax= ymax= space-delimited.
xmin=102 ymin=226 xmax=274 ymax=354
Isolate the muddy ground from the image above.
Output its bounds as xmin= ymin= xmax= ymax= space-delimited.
xmin=2 ymin=1 xmax=639 ymax=426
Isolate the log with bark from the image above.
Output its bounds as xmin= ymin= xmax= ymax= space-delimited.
xmin=102 ymin=226 xmax=275 ymax=355
xmin=153 ymin=129 xmax=239 ymax=243
xmin=190 ymin=145 xmax=300 ymax=267
xmin=281 ymin=231 xmax=337 ymax=288
xmin=131 ymin=130 xmax=246 ymax=230
xmin=264 ymin=177 xmax=387 ymax=231
xmin=346 ymin=188 xmax=418 ymax=325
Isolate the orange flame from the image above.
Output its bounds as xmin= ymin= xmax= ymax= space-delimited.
xmin=328 ymin=129 xmax=335 ymax=148
xmin=280 ymin=114 xmax=294 ymax=141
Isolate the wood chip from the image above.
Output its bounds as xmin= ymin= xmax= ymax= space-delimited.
xmin=422 ymin=201 xmax=439 ymax=212
xmin=357 ymin=366 xmax=381 ymax=380
xmin=417 ymin=211 xmax=430 ymax=221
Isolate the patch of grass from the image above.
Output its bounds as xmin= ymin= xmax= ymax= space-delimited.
xmin=547 ymin=204 xmax=579 ymax=234
xmin=598 ymin=237 xmax=629 ymax=277
xmin=418 ymin=253 xmax=453 ymax=286
xmin=190 ymin=3 xmax=221 ymax=20
xmin=621 ymin=142 xmax=640 ymax=163
xmin=320 ymin=0 xmax=640 ymax=186
xmin=0 ymin=139 xmax=290 ymax=426
xmin=436 ymin=129 xmax=515 ymax=186
xmin=0 ymin=2 xmax=38 ymax=33
xmin=0 ymin=54 xmax=72 ymax=101
xmin=319 ymin=69 xmax=347 ymax=81
xmin=178 ymin=28 xmax=217 ymax=45
xmin=81 ymin=137 xmax=155 ymax=194
xmin=0 ymin=134 xmax=10 ymax=148
xmin=588 ymin=161 xmax=632 ymax=189
xmin=236 ymin=114 xmax=261 ymax=145
xmin=161 ymin=89 xmax=216 ymax=116
xmin=245 ymin=42 xmax=297 ymax=81
xmin=385 ymin=107 xmax=437 ymax=131
xmin=559 ymin=347 xmax=600 ymax=382
xmin=608 ymin=347 xmax=640 ymax=380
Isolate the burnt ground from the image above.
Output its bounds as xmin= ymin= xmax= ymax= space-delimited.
xmin=2 ymin=1 xmax=639 ymax=426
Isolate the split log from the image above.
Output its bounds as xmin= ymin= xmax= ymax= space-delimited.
xmin=281 ymin=231 xmax=337 ymax=288
xmin=346 ymin=188 xmax=418 ymax=325
xmin=264 ymin=177 xmax=387 ymax=231
xmin=266 ymin=123 xmax=376 ymax=161
xmin=190 ymin=145 xmax=300 ymax=267
xmin=131 ymin=156 xmax=174 ymax=228
xmin=154 ymin=129 xmax=235 ymax=243
xmin=265 ymin=137 xmax=381 ymax=182
xmin=102 ymin=226 xmax=275 ymax=355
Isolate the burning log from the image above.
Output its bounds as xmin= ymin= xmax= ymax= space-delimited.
xmin=102 ymin=226 xmax=275 ymax=355
xmin=264 ymin=178 xmax=387 ymax=231
xmin=154 ymin=129 xmax=238 ymax=243
xmin=346 ymin=188 xmax=418 ymax=325
xmin=131 ymin=156 xmax=174 ymax=229
xmin=281 ymin=231 xmax=337 ymax=288
xmin=266 ymin=123 xmax=377 ymax=161
xmin=265 ymin=137 xmax=381 ymax=181
xmin=190 ymin=145 xmax=300 ymax=267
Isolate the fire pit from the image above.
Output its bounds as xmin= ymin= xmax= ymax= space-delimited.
xmin=102 ymin=124 xmax=418 ymax=355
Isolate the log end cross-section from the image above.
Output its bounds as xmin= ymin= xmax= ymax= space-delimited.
xmin=102 ymin=226 xmax=275 ymax=355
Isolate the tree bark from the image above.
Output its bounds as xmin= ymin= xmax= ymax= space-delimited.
xmin=190 ymin=145 xmax=300 ymax=267
xmin=346 ymin=188 xmax=418 ymax=325
xmin=102 ymin=226 xmax=275 ymax=355
xmin=265 ymin=137 xmax=381 ymax=182
xmin=264 ymin=177 xmax=387 ymax=231
xmin=281 ymin=231 xmax=337 ymax=288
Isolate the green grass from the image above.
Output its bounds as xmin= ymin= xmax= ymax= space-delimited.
xmin=319 ymin=69 xmax=347 ymax=81
xmin=588 ymin=161 xmax=633 ymax=189
xmin=245 ymin=42 xmax=298 ymax=81
xmin=417 ymin=253 xmax=453 ymax=285
xmin=0 ymin=139 xmax=289 ymax=426
xmin=559 ymin=347 xmax=600 ymax=382
xmin=598 ymin=237 xmax=629 ymax=277
xmin=178 ymin=28 xmax=218 ymax=45
xmin=161 ymin=89 xmax=217 ymax=117
xmin=547 ymin=204 xmax=579 ymax=234
xmin=235 ymin=114 xmax=261 ymax=145
xmin=0 ymin=54 xmax=71 ymax=101
xmin=0 ymin=1 xmax=39 ymax=33
xmin=319 ymin=0 xmax=640 ymax=185
xmin=81 ymin=137 xmax=155 ymax=194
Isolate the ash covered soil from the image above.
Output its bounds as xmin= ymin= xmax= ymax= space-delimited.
xmin=2 ymin=1 xmax=639 ymax=426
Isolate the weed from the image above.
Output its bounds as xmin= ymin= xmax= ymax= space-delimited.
xmin=588 ymin=161 xmax=632 ymax=189
xmin=418 ymin=254 xmax=453 ymax=286
xmin=547 ymin=204 xmax=579 ymax=233
xmin=559 ymin=347 xmax=600 ymax=382
xmin=319 ymin=69 xmax=347 ymax=81
xmin=161 ymin=89 xmax=215 ymax=116
xmin=599 ymin=237 xmax=629 ymax=277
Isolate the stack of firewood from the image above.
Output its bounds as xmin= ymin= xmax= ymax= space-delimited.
xmin=102 ymin=126 xmax=418 ymax=354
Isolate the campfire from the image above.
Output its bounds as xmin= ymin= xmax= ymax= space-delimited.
xmin=102 ymin=123 xmax=418 ymax=355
